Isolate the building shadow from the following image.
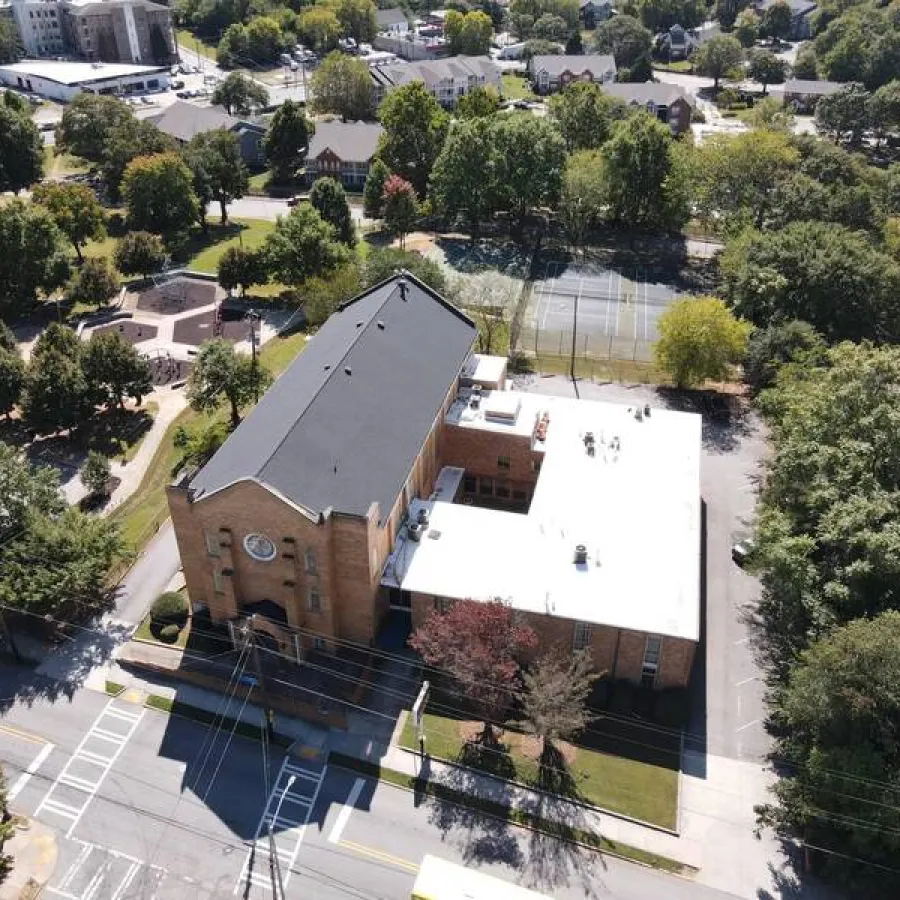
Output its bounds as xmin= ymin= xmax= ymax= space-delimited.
xmin=684 ymin=498 xmax=709 ymax=780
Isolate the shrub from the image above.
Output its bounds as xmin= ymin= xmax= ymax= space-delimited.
xmin=653 ymin=687 xmax=691 ymax=728
xmin=157 ymin=622 xmax=181 ymax=643
xmin=150 ymin=591 xmax=188 ymax=625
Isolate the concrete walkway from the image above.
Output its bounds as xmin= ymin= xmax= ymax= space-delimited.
xmin=0 ymin=818 xmax=58 ymax=900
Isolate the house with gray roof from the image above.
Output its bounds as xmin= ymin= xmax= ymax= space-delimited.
xmin=529 ymin=54 xmax=617 ymax=94
xmin=756 ymin=0 xmax=817 ymax=40
xmin=602 ymin=82 xmax=695 ymax=135
xmin=579 ymin=0 xmax=615 ymax=27
xmin=151 ymin=101 xmax=267 ymax=165
xmin=370 ymin=55 xmax=501 ymax=107
xmin=779 ymin=78 xmax=842 ymax=111
xmin=376 ymin=6 xmax=409 ymax=33
xmin=306 ymin=120 xmax=384 ymax=189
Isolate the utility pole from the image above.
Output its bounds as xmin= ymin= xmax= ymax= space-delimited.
xmin=246 ymin=616 xmax=276 ymax=741
xmin=268 ymin=774 xmax=295 ymax=900
xmin=247 ymin=310 xmax=261 ymax=403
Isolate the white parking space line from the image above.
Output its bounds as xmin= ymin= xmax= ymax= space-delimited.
xmin=328 ymin=778 xmax=365 ymax=844
xmin=35 ymin=699 xmax=145 ymax=839
xmin=46 ymin=840 xmax=167 ymax=900
xmin=736 ymin=719 xmax=761 ymax=733
xmin=9 ymin=741 xmax=54 ymax=801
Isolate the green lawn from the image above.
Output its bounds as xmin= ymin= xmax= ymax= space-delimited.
xmin=653 ymin=60 xmax=693 ymax=73
xmin=502 ymin=73 xmax=537 ymax=101
xmin=400 ymin=710 xmax=679 ymax=829
xmin=109 ymin=329 xmax=308 ymax=553
xmin=531 ymin=353 xmax=667 ymax=385
xmin=183 ymin=219 xmax=275 ymax=274
xmin=175 ymin=28 xmax=218 ymax=62
xmin=43 ymin=146 xmax=91 ymax=178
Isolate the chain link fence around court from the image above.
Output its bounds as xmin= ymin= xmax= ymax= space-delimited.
xmin=518 ymin=261 xmax=681 ymax=365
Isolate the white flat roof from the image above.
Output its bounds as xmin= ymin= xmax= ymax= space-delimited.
xmin=0 ymin=60 xmax=168 ymax=86
xmin=460 ymin=352 xmax=507 ymax=385
xmin=386 ymin=390 xmax=702 ymax=641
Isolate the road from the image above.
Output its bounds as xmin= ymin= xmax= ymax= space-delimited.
xmin=221 ymin=195 xmax=370 ymax=225
xmin=0 ymin=670 xmax=742 ymax=900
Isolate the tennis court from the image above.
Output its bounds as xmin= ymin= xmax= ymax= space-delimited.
xmin=523 ymin=261 xmax=681 ymax=362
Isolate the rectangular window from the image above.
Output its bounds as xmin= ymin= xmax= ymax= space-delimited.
xmin=313 ymin=636 xmax=326 ymax=650
xmin=433 ymin=596 xmax=451 ymax=614
xmin=532 ymin=458 xmax=542 ymax=474
xmin=213 ymin=569 xmax=225 ymax=594
xmin=478 ymin=477 xmax=493 ymax=496
xmin=495 ymin=481 xmax=510 ymax=499
xmin=641 ymin=635 xmax=662 ymax=688
xmin=205 ymin=531 xmax=220 ymax=557
xmin=497 ymin=456 xmax=511 ymax=471
xmin=307 ymin=587 xmax=322 ymax=613
xmin=512 ymin=488 xmax=527 ymax=502
xmin=463 ymin=474 xmax=476 ymax=494
xmin=573 ymin=621 xmax=592 ymax=651
xmin=305 ymin=549 xmax=317 ymax=575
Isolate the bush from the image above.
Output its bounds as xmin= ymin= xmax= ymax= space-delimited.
xmin=150 ymin=591 xmax=188 ymax=625
xmin=507 ymin=349 xmax=534 ymax=375
xmin=157 ymin=622 xmax=181 ymax=643
xmin=609 ymin=679 xmax=635 ymax=715
xmin=691 ymin=107 xmax=706 ymax=124
xmin=653 ymin=687 xmax=691 ymax=728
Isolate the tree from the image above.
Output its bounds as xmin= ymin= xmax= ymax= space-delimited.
xmin=761 ymin=0 xmax=792 ymax=42
xmin=264 ymin=204 xmax=350 ymax=286
xmin=0 ymin=105 xmax=43 ymax=193
xmin=445 ymin=9 xmax=494 ymax=55
xmin=547 ymin=81 xmax=621 ymax=152
xmin=122 ymin=152 xmax=200 ymax=242
xmin=868 ymin=80 xmax=900 ymax=146
xmin=0 ymin=201 xmax=70 ymax=317
xmin=720 ymin=221 xmax=900 ymax=342
xmin=336 ymin=0 xmax=377 ymax=43
xmin=429 ymin=118 xmax=501 ymax=236
xmin=745 ymin=96 xmax=795 ymax=131
xmin=68 ymin=257 xmax=120 ymax=309
xmin=816 ymin=83 xmax=871 ymax=147
xmin=593 ymin=14 xmax=652 ymax=82
xmin=114 ymin=231 xmax=166 ymax=280
xmin=382 ymin=175 xmax=419 ymax=249
xmin=629 ymin=0 xmax=705 ymax=32
xmin=531 ymin=12 xmax=569 ymax=43
xmin=757 ymin=613 xmax=900 ymax=891
xmin=0 ymin=320 xmax=15 ymax=353
xmin=456 ymin=85 xmax=501 ymax=119
xmin=362 ymin=248 xmax=447 ymax=294
xmin=378 ymin=81 xmax=450 ymax=197
xmin=601 ymin=112 xmax=690 ymax=231
xmin=310 ymin=52 xmax=375 ymax=120
xmin=0 ymin=507 xmax=124 ymax=623
xmin=32 ymin=182 xmax=106 ymax=263
xmin=733 ymin=9 xmax=759 ymax=48
xmin=743 ymin=319 xmax=825 ymax=396
xmin=211 ymin=73 xmax=269 ymax=116
xmin=456 ymin=271 xmax=519 ymax=355
xmin=747 ymin=48 xmax=787 ymax=95
xmin=694 ymin=34 xmax=743 ymax=90
xmin=32 ymin=321 xmax=80 ymax=360
xmin=0 ymin=347 xmax=24 ymax=420
xmin=81 ymin=451 xmax=111 ymax=498
xmin=692 ymin=129 xmax=799 ymax=234
xmin=0 ymin=16 xmax=22 ymax=64
xmin=559 ymin=150 xmax=606 ymax=253
xmin=244 ymin=16 xmax=284 ymax=64
xmin=0 ymin=442 xmax=63 ymax=535
xmin=55 ymin=93 xmax=132 ymax=162
xmin=22 ymin=347 xmax=92 ymax=435
xmin=522 ymin=39 xmax=563 ymax=61
xmin=100 ymin=117 xmax=175 ymax=201
xmin=82 ymin=330 xmax=152 ymax=409
xmin=183 ymin=129 xmax=249 ymax=225
xmin=791 ymin=42 xmax=818 ymax=80
xmin=187 ymin=338 xmax=272 ymax=427
xmin=517 ymin=650 xmax=596 ymax=790
xmin=298 ymin=6 xmax=342 ymax=52
xmin=264 ymin=101 xmax=309 ymax=184
xmin=654 ymin=296 xmax=751 ymax=388
xmin=409 ymin=598 xmax=538 ymax=733
xmin=493 ymin=113 xmax=567 ymax=229
xmin=302 ymin=263 xmax=363 ymax=327
xmin=217 ymin=246 xmax=268 ymax=295
xmin=363 ymin=159 xmax=389 ymax=219
xmin=310 ymin=177 xmax=355 ymax=246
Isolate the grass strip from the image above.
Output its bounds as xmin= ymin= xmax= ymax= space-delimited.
xmin=144 ymin=694 xmax=292 ymax=747
xmin=104 ymin=680 xmax=124 ymax=695
xmin=327 ymin=752 xmax=692 ymax=875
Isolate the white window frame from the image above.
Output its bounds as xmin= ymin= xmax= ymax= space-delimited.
xmin=307 ymin=586 xmax=322 ymax=613
xmin=641 ymin=635 xmax=662 ymax=686
xmin=305 ymin=548 xmax=318 ymax=575
xmin=573 ymin=621 xmax=592 ymax=651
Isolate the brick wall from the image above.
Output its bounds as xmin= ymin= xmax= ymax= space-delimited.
xmin=441 ymin=422 xmax=540 ymax=488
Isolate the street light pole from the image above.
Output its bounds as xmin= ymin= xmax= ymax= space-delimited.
xmin=268 ymin=774 xmax=295 ymax=899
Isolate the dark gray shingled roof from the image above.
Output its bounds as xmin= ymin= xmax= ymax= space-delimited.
xmin=189 ymin=274 xmax=477 ymax=522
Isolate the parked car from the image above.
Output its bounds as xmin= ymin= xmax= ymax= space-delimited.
xmin=171 ymin=79 xmax=185 ymax=90
xmin=175 ymin=90 xmax=189 ymax=99
xmin=732 ymin=537 xmax=756 ymax=566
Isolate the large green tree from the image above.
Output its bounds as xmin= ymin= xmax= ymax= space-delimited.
xmin=363 ymin=158 xmax=389 ymax=219
xmin=82 ymin=330 xmax=152 ymax=410
xmin=183 ymin=129 xmax=249 ymax=226
xmin=601 ymin=112 xmax=690 ymax=230
xmin=0 ymin=442 xmax=63 ymax=535
xmin=336 ymin=0 xmax=377 ymax=43
xmin=382 ymin=175 xmax=419 ymax=249
xmin=547 ymin=81 xmax=622 ymax=152
xmin=122 ymin=152 xmax=200 ymax=242
xmin=0 ymin=105 xmax=43 ymax=193
xmin=187 ymin=338 xmax=272 ymax=427
xmin=310 ymin=177 xmax=355 ymax=246
xmin=0 ymin=347 xmax=24 ymax=420
xmin=22 ymin=345 xmax=92 ymax=435
xmin=264 ymin=100 xmax=309 ymax=184
xmin=0 ymin=201 xmax=70 ymax=317
xmin=445 ymin=10 xmax=493 ymax=55
xmin=720 ymin=221 xmax=900 ymax=342
xmin=626 ymin=0 xmax=705 ymax=32
xmin=592 ymin=14 xmax=652 ymax=81
xmin=113 ymin=231 xmax=166 ymax=279
xmin=32 ymin=182 xmax=106 ymax=263
xmin=815 ymin=83 xmax=872 ymax=147
xmin=747 ymin=48 xmax=787 ymax=95
xmin=559 ymin=150 xmax=607 ymax=253
xmin=743 ymin=319 xmax=825 ymax=396
xmin=310 ymin=52 xmax=375 ymax=120
xmin=693 ymin=34 xmax=744 ymax=90
xmin=456 ymin=85 xmax=501 ymax=119
xmin=0 ymin=16 xmax=22 ymax=64
xmin=55 ymin=93 xmax=132 ymax=162
xmin=100 ymin=118 xmax=175 ymax=201
xmin=378 ymin=82 xmax=449 ymax=198
xmin=217 ymin=246 xmax=268 ymax=295
xmin=361 ymin=248 xmax=446 ymax=294
xmin=211 ymin=72 xmax=269 ymax=116
xmin=67 ymin=257 xmax=120 ymax=309
xmin=264 ymin=205 xmax=349 ymax=286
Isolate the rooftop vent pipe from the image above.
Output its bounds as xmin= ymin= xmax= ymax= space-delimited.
xmin=574 ymin=544 xmax=588 ymax=565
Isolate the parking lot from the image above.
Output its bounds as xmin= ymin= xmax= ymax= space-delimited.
xmin=523 ymin=261 xmax=681 ymax=362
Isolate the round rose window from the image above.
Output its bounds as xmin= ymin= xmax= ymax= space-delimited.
xmin=243 ymin=533 xmax=276 ymax=562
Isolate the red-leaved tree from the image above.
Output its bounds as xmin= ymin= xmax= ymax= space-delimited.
xmin=381 ymin=175 xmax=419 ymax=250
xmin=409 ymin=598 xmax=538 ymax=740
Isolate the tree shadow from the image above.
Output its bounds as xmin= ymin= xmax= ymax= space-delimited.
xmin=433 ymin=236 xmax=532 ymax=278
xmin=534 ymin=740 xmax=581 ymax=800
xmin=656 ymin=386 xmax=755 ymax=454
xmin=458 ymin=728 xmax=517 ymax=782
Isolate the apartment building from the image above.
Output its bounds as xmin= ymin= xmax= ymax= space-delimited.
xmin=529 ymin=53 xmax=616 ymax=94
xmin=370 ymin=55 xmax=501 ymax=108
xmin=8 ymin=0 xmax=65 ymax=57
xmin=167 ymin=274 xmax=702 ymax=691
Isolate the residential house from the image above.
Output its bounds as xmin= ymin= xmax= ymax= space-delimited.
xmin=376 ymin=7 xmax=408 ymax=34
xmin=579 ymin=0 xmax=614 ymax=28
xmin=370 ymin=55 xmax=501 ymax=108
xmin=603 ymin=82 xmax=695 ymax=135
xmin=306 ymin=120 xmax=384 ymax=189
xmin=779 ymin=77 xmax=842 ymax=111
xmin=756 ymin=0 xmax=817 ymax=41
xmin=151 ymin=101 xmax=268 ymax=166
xmin=529 ymin=54 xmax=616 ymax=94
xmin=168 ymin=273 xmax=701 ymax=691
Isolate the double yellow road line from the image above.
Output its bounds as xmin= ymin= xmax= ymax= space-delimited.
xmin=338 ymin=838 xmax=420 ymax=874
xmin=0 ymin=721 xmax=47 ymax=745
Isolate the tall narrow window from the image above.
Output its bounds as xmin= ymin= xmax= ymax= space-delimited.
xmin=573 ymin=621 xmax=592 ymax=651
xmin=305 ymin=549 xmax=317 ymax=575
xmin=213 ymin=569 xmax=225 ymax=594
xmin=307 ymin=587 xmax=322 ymax=613
xmin=205 ymin=531 xmax=220 ymax=557
xmin=641 ymin=635 xmax=662 ymax=688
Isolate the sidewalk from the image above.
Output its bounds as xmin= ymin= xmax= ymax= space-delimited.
xmin=0 ymin=818 xmax=58 ymax=900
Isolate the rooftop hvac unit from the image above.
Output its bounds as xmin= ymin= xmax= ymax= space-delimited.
xmin=574 ymin=544 xmax=588 ymax=565
xmin=417 ymin=508 xmax=429 ymax=526
xmin=470 ymin=394 xmax=481 ymax=409
xmin=408 ymin=521 xmax=425 ymax=542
